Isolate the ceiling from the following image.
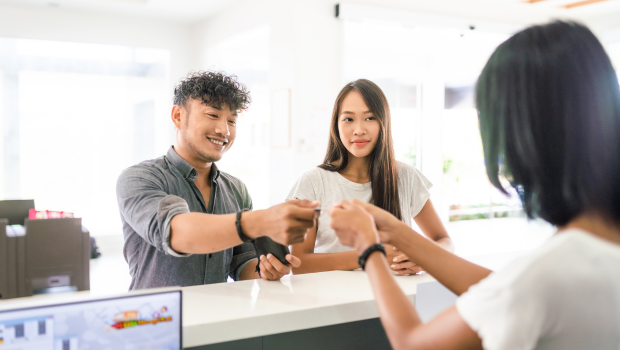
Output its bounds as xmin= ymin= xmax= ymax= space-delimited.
xmin=506 ymin=0 xmax=620 ymax=13
xmin=0 ymin=0 xmax=619 ymax=22
xmin=518 ymin=0 xmax=610 ymax=8
xmin=0 ymin=0 xmax=239 ymax=22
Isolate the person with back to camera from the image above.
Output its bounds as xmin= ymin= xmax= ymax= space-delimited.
xmin=328 ymin=21 xmax=620 ymax=349
xmin=116 ymin=71 xmax=318 ymax=290
xmin=288 ymin=79 xmax=454 ymax=275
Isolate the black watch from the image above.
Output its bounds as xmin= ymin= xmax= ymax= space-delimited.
xmin=358 ymin=244 xmax=386 ymax=270
xmin=235 ymin=211 xmax=253 ymax=243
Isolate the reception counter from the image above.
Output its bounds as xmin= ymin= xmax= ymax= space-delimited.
xmin=0 ymin=270 xmax=435 ymax=349
xmin=183 ymin=270 xmax=434 ymax=349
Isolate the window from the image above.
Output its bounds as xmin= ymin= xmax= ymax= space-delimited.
xmin=0 ymin=38 xmax=170 ymax=235
xmin=202 ymin=26 xmax=271 ymax=210
xmin=342 ymin=20 xmax=518 ymax=221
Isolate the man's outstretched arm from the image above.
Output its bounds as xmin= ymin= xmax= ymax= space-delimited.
xmin=170 ymin=201 xmax=318 ymax=254
xmin=117 ymin=166 xmax=318 ymax=257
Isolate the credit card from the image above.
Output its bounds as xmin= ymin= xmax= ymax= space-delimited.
xmin=313 ymin=207 xmax=324 ymax=219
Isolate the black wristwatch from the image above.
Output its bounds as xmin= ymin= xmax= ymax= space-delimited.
xmin=235 ymin=211 xmax=253 ymax=243
xmin=358 ymin=244 xmax=386 ymax=270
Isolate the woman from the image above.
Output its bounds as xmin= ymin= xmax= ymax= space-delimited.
xmin=329 ymin=21 xmax=620 ymax=350
xmin=288 ymin=79 xmax=453 ymax=275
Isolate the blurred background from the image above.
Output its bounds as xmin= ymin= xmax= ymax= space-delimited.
xmin=1 ymin=0 xmax=620 ymax=293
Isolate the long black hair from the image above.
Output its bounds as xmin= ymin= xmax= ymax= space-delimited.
xmin=320 ymin=79 xmax=402 ymax=220
xmin=477 ymin=21 xmax=620 ymax=226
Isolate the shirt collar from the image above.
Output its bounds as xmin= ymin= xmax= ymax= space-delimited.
xmin=167 ymin=146 xmax=220 ymax=182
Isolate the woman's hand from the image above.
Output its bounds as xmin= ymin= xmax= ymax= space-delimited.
xmin=386 ymin=245 xmax=424 ymax=275
xmin=350 ymin=199 xmax=406 ymax=245
xmin=350 ymin=200 xmax=425 ymax=275
xmin=390 ymin=246 xmax=425 ymax=275
xmin=328 ymin=200 xmax=379 ymax=253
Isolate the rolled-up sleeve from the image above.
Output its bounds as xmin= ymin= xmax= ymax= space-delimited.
xmin=116 ymin=166 xmax=191 ymax=257
xmin=230 ymin=243 xmax=257 ymax=281
xmin=229 ymin=184 xmax=257 ymax=281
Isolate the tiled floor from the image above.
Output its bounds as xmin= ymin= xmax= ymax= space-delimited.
xmin=88 ymin=217 xmax=556 ymax=295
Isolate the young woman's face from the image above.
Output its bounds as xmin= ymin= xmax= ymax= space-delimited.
xmin=338 ymin=91 xmax=380 ymax=159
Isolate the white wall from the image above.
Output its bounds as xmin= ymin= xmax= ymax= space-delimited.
xmin=191 ymin=0 xmax=553 ymax=207
xmin=193 ymin=0 xmax=342 ymax=205
xmin=192 ymin=0 xmax=620 ymax=211
xmin=4 ymin=0 xmax=620 ymax=217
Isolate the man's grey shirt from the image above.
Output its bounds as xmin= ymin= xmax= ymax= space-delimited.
xmin=116 ymin=146 xmax=256 ymax=290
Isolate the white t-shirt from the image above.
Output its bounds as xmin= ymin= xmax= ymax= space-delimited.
xmin=286 ymin=161 xmax=432 ymax=253
xmin=456 ymin=229 xmax=620 ymax=350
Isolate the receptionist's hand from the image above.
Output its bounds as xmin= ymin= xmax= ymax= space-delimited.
xmin=258 ymin=253 xmax=301 ymax=281
xmin=328 ymin=200 xmax=379 ymax=253
xmin=350 ymin=200 xmax=405 ymax=244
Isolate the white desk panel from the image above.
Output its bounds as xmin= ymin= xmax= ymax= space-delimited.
xmin=182 ymin=270 xmax=434 ymax=347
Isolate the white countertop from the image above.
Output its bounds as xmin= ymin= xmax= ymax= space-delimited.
xmin=0 ymin=270 xmax=434 ymax=347
xmin=182 ymin=270 xmax=434 ymax=347
xmin=2 ymin=248 xmax=528 ymax=348
xmin=0 ymin=270 xmax=433 ymax=348
xmin=0 ymin=249 xmax=526 ymax=348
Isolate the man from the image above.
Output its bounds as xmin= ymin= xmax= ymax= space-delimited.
xmin=116 ymin=71 xmax=317 ymax=290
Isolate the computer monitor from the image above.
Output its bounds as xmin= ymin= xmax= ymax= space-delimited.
xmin=0 ymin=200 xmax=35 ymax=226
xmin=0 ymin=290 xmax=182 ymax=349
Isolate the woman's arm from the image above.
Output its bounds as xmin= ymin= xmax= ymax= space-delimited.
xmin=388 ymin=222 xmax=491 ymax=296
xmin=414 ymin=199 xmax=454 ymax=252
xmin=329 ymin=201 xmax=483 ymax=350
xmin=392 ymin=199 xmax=455 ymax=275
xmin=354 ymin=200 xmax=491 ymax=296
xmin=364 ymin=253 xmax=482 ymax=350
xmin=291 ymin=222 xmax=359 ymax=274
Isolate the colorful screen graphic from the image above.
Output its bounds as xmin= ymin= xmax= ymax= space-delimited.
xmin=0 ymin=291 xmax=181 ymax=350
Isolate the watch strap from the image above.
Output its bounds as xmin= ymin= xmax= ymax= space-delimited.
xmin=235 ymin=211 xmax=253 ymax=243
xmin=358 ymin=244 xmax=386 ymax=270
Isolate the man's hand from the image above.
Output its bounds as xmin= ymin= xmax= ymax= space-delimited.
xmin=243 ymin=199 xmax=319 ymax=246
xmin=258 ymin=254 xmax=301 ymax=280
xmin=328 ymin=200 xmax=379 ymax=253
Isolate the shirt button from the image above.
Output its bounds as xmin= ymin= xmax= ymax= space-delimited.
xmin=208 ymin=254 xmax=212 ymax=258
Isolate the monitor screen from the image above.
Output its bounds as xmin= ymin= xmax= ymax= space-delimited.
xmin=0 ymin=290 xmax=182 ymax=350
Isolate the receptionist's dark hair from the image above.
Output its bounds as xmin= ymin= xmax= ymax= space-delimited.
xmin=477 ymin=21 xmax=620 ymax=226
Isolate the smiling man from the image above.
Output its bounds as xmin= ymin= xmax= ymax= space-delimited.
xmin=116 ymin=71 xmax=317 ymax=290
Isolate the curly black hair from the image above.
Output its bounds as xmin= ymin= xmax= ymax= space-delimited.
xmin=173 ymin=71 xmax=251 ymax=114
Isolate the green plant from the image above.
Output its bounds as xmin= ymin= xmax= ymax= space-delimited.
xmin=404 ymin=146 xmax=417 ymax=167
xmin=443 ymin=158 xmax=453 ymax=174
